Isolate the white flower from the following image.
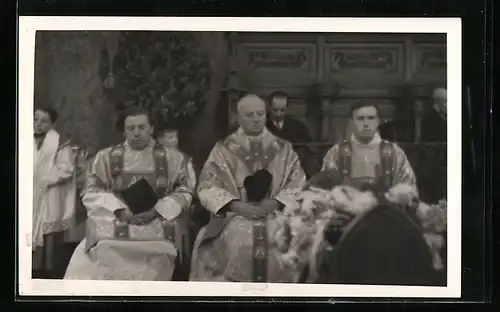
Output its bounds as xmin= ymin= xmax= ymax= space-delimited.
xmin=385 ymin=183 xmax=418 ymax=208
xmin=352 ymin=191 xmax=378 ymax=214
xmin=417 ymin=202 xmax=447 ymax=233
xmin=298 ymin=189 xmax=332 ymax=217
xmin=329 ymin=186 xmax=378 ymax=215
xmin=423 ymin=232 xmax=445 ymax=271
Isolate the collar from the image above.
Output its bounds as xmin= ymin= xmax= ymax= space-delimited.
xmin=34 ymin=132 xmax=47 ymax=139
xmin=123 ymin=138 xmax=156 ymax=151
xmin=34 ymin=127 xmax=57 ymax=138
xmin=236 ymin=127 xmax=269 ymax=141
xmin=351 ymin=132 xmax=382 ymax=145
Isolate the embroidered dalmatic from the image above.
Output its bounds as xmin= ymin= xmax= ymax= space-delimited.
xmin=64 ymin=140 xmax=196 ymax=281
xmin=190 ymin=127 xmax=306 ymax=283
xmin=33 ymin=129 xmax=77 ymax=271
xmin=322 ymin=133 xmax=417 ymax=192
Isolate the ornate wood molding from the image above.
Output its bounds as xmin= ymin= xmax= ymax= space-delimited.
xmin=236 ymin=42 xmax=318 ymax=87
xmin=237 ymin=32 xmax=318 ymax=43
xmin=336 ymin=87 xmax=400 ymax=98
xmin=323 ymin=42 xmax=405 ymax=87
xmin=323 ymin=33 xmax=445 ymax=43
xmin=409 ymin=43 xmax=446 ymax=84
xmin=232 ymin=33 xmax=446 ymax=143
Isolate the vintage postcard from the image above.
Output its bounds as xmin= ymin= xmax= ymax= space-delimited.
xmin=18 ymin=16 xmax=461 ymax=298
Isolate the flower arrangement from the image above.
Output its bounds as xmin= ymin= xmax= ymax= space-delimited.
xmin=270 ymin=182 xmax=448 ymax=280
xmin=417 ymin=198 xmax=447 ymax=270
xmin=273 ymin=185 xmax=377 ymax=275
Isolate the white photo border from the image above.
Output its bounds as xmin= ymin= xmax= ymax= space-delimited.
xmin=18 ymin=16 xmax=462 ymax=298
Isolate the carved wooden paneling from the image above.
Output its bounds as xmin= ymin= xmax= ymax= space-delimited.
xmin=254 ymin=86 xmax=310 ymax=99
xmin=323 ymin=43 xmax=405 ymax=87
xmin=324 ymin=34 xmax=420 ymax=43
xmin=322 ymin=99 xmax=396 ymax=143
xmin=232 ymin=33 xmax=446 ymax=144
xmin=336 ymin=87 xmax=399 ymax=98
xmin=237 ymin=42 xmax=317 ymax=87
xmin=285 ymin=102 xmax=318 ymax=140
xmin=410 ymin=43 xmax=446 ymax=84
xmin=247 ymin=49 xmax=307 ymax=69
xmin=238 ymin=32 xmax=318 ymax=43
xmin=284 ymin=101 xmax=306 ymax=118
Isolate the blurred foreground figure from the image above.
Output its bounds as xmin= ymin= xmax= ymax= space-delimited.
xmin=190 ymin=94 xmax=306 ymax=282
xmin=33 ymin=107 xmax=77 ymax=279
xmin=64 ymin=107 xmax=196 ymax=281
xmin=275 ymin=178 xmax=447 ymax=285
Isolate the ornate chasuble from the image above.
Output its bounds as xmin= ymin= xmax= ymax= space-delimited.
xmin=222 ymin=135 xmax=283 ymax=282
xmin=192 ymin=127 xmax=305 ymax=283
xmin=337 ymin=139 xmax=396 ymax=192
xmin=201 ymin=133 xmax=285 ymax=282
xmin=221 ymin=135 xmax=283 ymax=201
xmin=109 ymin=143 xmax=168 ymax=198
xmin=85 ymin=143 xmax=182 ymax=253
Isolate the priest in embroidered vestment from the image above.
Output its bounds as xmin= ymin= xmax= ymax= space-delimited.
xmin=33 ymin=107 xmax=77 ymax=279
xmin=321 ymin=101 xmax=417 ymax=194
xmin=190 ymin=94 xmax=306 ymax=283
xmin=64 ymin=107 xmax=196 ymax=281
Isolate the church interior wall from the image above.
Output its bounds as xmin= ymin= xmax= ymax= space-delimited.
xmin=34 ymin=31 xmax=122 ymax=156
xmin=32 ymin=30 xmax=446 ymax=204
xmin=229 ymin=32 xmax=446 ymax=145
xmin=229 ymin=32 xmax=447 ymax=202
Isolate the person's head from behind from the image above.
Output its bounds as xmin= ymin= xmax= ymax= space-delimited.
xmin=119 ymin=107 xmax=153 ymax=150
xmin=155 ymin=123 xmax=179 ymax=148
xmin=34 ymin=107 xmax=58 ymax=135
xmin=432 ymin=87 xmax=447 ymax=114
xmin=351 ymin=101 xmax=380 ymax=143
xmin=237 ymin=94 xmax=267 ymax=136
xmin=268 ymin=91 xmax=288 ymax=122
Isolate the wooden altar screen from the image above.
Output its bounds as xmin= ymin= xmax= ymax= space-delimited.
xmin=228 ymin=32 xmax=447 ymax=201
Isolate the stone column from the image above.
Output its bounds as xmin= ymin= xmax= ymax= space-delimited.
xmin=34 ymin=31 xmax=119 ymax=155
xmin=188 ymin=32 xmax=230 ymax=172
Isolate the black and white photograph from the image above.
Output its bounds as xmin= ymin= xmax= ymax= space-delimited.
xmin=19 ymin=17 xmax=461 ymax=298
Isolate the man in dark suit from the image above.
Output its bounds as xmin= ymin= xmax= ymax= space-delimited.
xmin=422 ymin=87 xmax=447 ymax=142
xmin=420 ymin=87 xmax=447 ymax=203
xmin=265 ymin=91 xmax=319 ymax=177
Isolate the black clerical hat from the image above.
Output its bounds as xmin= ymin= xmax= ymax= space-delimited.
xmin=120 ymin=178 xmax=159 ymax=215
xmin=244 ymin=169 xmax=273 ymax=203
